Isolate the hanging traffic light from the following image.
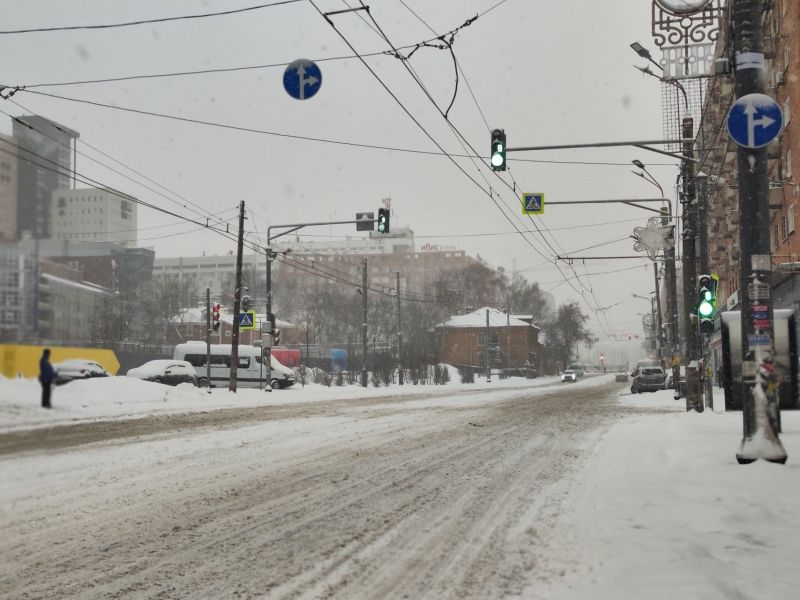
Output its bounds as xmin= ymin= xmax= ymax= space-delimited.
xmin=490 ymin=129 xmax=506 ymax=171
xmin=696 ymin=274 xmax=718 ymax=334
xmin=377 ymin=208 xmax=390 ymax=234
xmin=213 ymin=303 xmax=221 ymax=332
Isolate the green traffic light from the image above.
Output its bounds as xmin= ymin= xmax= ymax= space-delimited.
xmin=698 ymin=300 xmax=714 ymax=317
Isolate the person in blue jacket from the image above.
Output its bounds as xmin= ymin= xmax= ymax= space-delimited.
xmin=39 ymin=349 xmax=56 ymax=409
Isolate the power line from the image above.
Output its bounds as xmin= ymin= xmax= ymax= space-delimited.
xmin=0 ymin=1 xmax=304 ymax=35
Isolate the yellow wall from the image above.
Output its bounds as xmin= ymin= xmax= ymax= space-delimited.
xmin=0 ymin=345 xmax=120 ymax=378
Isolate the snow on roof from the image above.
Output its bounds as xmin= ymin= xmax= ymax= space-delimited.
xmin=436 ymin=307 xmax=532 ymax=329
xmin=41 ymin=273 xmax=106 ymax=295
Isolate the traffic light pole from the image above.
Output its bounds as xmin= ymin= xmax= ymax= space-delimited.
xmin=264 ymin=247 xmax=273 ymax=393
xmin=362 ymin=258 xmax=368 ymax=388
xmin=229 ymin=200 xmax=246 ymax=393
xmin=681 ymin=118 xmax=703 ymax=413
xmin=733 ymin=0 xmax=786 ymax=464
xmin=697 ymin=171 xmax=714 ymax=410
xmin=397 ymin=271 xmax=403 ymax=386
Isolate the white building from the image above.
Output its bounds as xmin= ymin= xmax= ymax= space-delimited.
xmin=274 ymin=227 xmax=414 ymax=255
xmin=153 ymin=252 xmax=262 ymax=300
xmin=50 ymin=188 xmax=138 ymax=245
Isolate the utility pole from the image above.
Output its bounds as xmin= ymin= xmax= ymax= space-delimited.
xmin=507 ymin=295 xmax=511 ymax=374
xmin=653 ymin=268 xmax=663 ymax=356
xmin=396 ymin=271 xmax=403 ymax=385
xmin=681 ymin=117 xmax=703 ymax=412
xmin=485 ymin=309 xmax=491 ymax=383
xmin=264 ymin=247 xmax=274 ymax=393
xmin=697 ymin=171 xmax=713 ymax=410
xmin=229 ymin=200 xmax=245 ymax=393
xmin=733 ymin=0 xmax=786 ymax=463
xmin=361 ymin=258 xmax=368 ymax=388
xmin=206 ymin=287 xmax=211 ymax=394
xmin=662 ymin=205 xmax=680 ymax=396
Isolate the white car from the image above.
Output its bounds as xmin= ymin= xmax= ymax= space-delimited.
xmin=127 ymin=360 xmax=198 ymax=386
xmin=54 ymin=359 xmax=109 ymax=385
xmin=561 ymin=370 xmax=577 ymax=383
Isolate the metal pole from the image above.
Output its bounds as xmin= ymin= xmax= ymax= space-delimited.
xmin=362 ymin=258 xmax=368 ymax=388
xmin=681 ymin=118 xmax=703 ymax=412
xmin=229 ymin=201 xmax=245 ymax=393
xmin=264 ymin=246 xmax=272 ymax=392
xmin=654 ymin=267 xmax=663 ymax=357
xmin=206 ymin=287 xmax=211 ymax=394
xmin=733 ymin=0 xmax=785 ymax=463
xmin=397 ymin=271 xmax=403 ymax=385
xmin=697 ymin=171 xmax=714 ymax=410
xmin=507 ymin=295 xmax=511 ymax=374
xmin=486 ymin=309 xmax=491 ymax=383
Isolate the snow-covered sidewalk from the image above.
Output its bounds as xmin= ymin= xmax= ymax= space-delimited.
xmin=541 ymin=387 xmax=800 ymax=600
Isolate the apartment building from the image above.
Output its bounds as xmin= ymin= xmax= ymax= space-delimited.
xmin=0 ymin=133 xmax=18 ymax=241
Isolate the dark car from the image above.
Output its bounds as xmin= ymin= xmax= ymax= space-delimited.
xmin=127 ymin=360 xmax=198 ymax=386
xmin=630 ymin=366 xmax=667 ymax=394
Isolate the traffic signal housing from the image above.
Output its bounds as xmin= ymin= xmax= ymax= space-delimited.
xmin=490 ymin=129 xmax=506 ymax=171
xmin=377 ymin=208 xmax=390 ymax=234
xmin=696 ymin=274 xmax=718 ymax=334
xmin=213 ymin=304 xmax=221 ymax=332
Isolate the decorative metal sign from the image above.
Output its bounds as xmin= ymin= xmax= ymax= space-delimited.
xmin=652 ymin=0 xmax=723 ymax=80
xmin=633 ymin=217 xmax=675 ymax=259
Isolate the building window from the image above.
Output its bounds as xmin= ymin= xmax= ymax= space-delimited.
xmin=226 ymin=330 xmax=231 ymax=337
xmin=782 ymin=214 xmax=788 ymax=240
xmin=787 ymin=149 xmax=792 ymax=179
xmin=785 ymin=97 xmax=791 ymax=124
xmin=774 ymin=222 xmax=780 ymax=249
xmin=478 ymin=333 xmax=486 ymax=346
xmin=789 ymin=205 xmax=795 ymax=234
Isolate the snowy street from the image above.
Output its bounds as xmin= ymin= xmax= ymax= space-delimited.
xmin=1 ymin=375 xmax=799 ymax=599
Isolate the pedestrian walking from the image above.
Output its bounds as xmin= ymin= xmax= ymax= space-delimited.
xmin=39 ymin=349 xmax=56 ymax=409
xmin=717 ymin=364 xmax=723 ymax=389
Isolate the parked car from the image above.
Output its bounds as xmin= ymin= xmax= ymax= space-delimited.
xmin=630 ymin=366 xmax=667 ymax=394
xmin=664 ymin=366 xmax=686 ymax=390
xmin=173 ymin=343 xmax=295 ymax=389
xmin=54 ymin=359 xmax=109 ymax=385
xmin=127 ymin=360 xmax=198 ymax=386
xmin=615 ymin=372 xmax=628 ymax=383
xmin=561 ymin=370 xmax=577 ymax=383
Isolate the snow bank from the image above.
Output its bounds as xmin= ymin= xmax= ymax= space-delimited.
xmin=542 ymin=403 xmax=800 ymax=599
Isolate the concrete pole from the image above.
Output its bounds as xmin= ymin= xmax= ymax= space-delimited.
xmin=733 ymin=0 xmax=785 ymax=463
xmin=486 ymin=309 xmax=491 ymax=383
xmin=397 ymin=271 xmax=403 ymax=385
xmin=264 ymin=247 xmax=273 ymax=393
xmin=681 ymin=118 xmax=703 ymax=412
xmin=206 ymin=287 xmax=211 ymax=394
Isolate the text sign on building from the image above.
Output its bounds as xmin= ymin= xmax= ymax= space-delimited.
xmin=239 ymin=310 xmax=257 ymax=330
xmin=283 ymin=59 xmax=322 ymax=100
xmin=522 ymin=193 xmax=544 ymax=215
xmin=727 ymin=94 xmax=783 ymax=149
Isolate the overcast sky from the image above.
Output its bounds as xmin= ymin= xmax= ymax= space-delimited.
xmin=0 ymin=0 xmax=679 ymax=346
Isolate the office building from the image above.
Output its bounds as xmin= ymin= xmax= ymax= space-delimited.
xmin=50 ymin=188 xmax=138 ymax=246
xmin=0 ymin=133 xmax=18 ymax=241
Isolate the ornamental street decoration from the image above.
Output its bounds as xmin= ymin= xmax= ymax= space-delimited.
xmin=652 ymin=0 xmax=722 ymax=80
xmin=633 ymin=217 xmax=674 ymax=259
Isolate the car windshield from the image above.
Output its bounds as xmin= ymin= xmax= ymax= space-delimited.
xmin=642 ymin=368 xmax=663 ymax=375
xmin=564 ymin=371 xmax=573 ymax=374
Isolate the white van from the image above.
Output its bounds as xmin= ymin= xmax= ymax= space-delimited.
xmin=174 ymin=343 xmax=296 ymax=389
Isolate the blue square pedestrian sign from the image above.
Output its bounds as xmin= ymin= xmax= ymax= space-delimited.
xmin=239 ymin=310 xmax=257 ymax=330
xmin=522 ymin=193 xmax=544 ymax=215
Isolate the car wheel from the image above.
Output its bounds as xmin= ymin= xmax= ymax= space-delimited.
xmin=271 ymin=379 xmax=281 ymax=390
xmin=153 ymin=378 xmax=163 ymax=384
xmin=631 ymin=384 xmax=638 ymax=394
xmin=197 ymin=378 xmax=209 ymax=388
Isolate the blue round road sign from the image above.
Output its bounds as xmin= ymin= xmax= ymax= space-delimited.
xmin=283 ymin=59 xmax=322 ymax=101
xmin=726 ymin=93 xmax=783 ymax=149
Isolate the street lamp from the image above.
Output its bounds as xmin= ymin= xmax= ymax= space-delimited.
xmin=630 ymin=41 xmax=688 ymax=109
xmin=632 ymin=160 xmax=665 ymax=198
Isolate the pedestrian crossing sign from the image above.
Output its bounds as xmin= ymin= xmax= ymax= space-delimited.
xmin=522 ymin=193 xmax=544 ymax=215
xmin=239 ymin=310 xmax=257 ymax=330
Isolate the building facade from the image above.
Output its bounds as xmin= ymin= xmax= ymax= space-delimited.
xmin=435 ymin=308 xmax=541 ymax=373
xmin=0 ymin=133 xmax=18 ymax=241
xmin=13 ymin=115 xmax=79 ymax=239
xmin=50 ymin=188 xmax=138 ymax=245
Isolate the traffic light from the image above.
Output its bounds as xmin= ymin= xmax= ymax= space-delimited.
xmin=273 ymin=328 xmax=281 ymax=346
xmin=600 ymin=354 xmax=604 ymax=365
xmin=490 ymin=129 xmax=506 ymax=171
xmin=696 ymin=274 xmax=718 ymax=334
xmin=627 ymin=333 xmax=632 ymax=341
xmin=242 ymin=295 xmax=250 ymax=312
xmin=213 ymin=303 xmax=221 ymax=332
xmin=377 ymin=208 xmax=390 ymax=234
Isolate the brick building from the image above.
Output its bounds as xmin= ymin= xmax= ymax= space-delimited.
xmin=435 ymin=308 xmax=541 ymax=373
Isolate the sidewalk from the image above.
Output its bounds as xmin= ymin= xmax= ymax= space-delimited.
xmin=540 ymin=387 xmax=800 ymax=599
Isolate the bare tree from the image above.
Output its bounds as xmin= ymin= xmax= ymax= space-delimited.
xmin=542 ymin=301 xmax=594 ymax=371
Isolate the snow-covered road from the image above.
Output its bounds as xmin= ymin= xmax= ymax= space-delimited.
xmin=0 ymin=376 xmax=638 ymax=599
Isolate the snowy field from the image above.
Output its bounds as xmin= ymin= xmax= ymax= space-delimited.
xmin=541 ymin=386 xmax=800 ymax=600
xmin=0 ymin=370 xmax=606 ymax=433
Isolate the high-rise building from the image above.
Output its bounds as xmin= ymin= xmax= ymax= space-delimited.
xmin=50 ymin=188 xmax=138 ymax=246
xmin=13 ymin=115 xmax=79 ymax=239
xmin=0 ymin=133 xmax=18 ymax=241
